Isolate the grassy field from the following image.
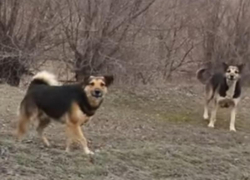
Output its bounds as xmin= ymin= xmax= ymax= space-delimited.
xmin=0 ymin=83 xmax=250 ymax=180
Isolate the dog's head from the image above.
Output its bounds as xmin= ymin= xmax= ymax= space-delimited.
xmin=82 ymin=75 xmax=114 ymax=107
xmin=223 ymin=62 xmax=244 ymax=81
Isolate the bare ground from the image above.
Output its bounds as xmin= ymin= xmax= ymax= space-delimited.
xmin=1 ymin=83 xmax=250 ymax=180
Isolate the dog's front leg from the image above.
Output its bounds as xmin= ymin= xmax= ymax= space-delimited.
xmin=208 ymin=101 xmax=218 ymax=128
xmin=229 ymin=106 xmax=237 ymax=132
xmin=65 ymin=123 xmax=94 ymax=155
xmin=77 ymin=126 xmax=94 ymax=155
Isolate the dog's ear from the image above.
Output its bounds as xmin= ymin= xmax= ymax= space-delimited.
xmin=104 ymin=75 xmax=114 ymax=87
xmin=237 ymin=63 xmax=245 ymax=72
xmin=81 ymin=76 xmax=92 ymax=85
xmin=222 ymin=62 xmax=229 ymax=71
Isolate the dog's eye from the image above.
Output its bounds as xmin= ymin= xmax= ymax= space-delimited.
xmin=227 ymin=70 xmax=231 ymax=73
xmin=100 ymin=83 xmax=105 ymax=87
xmin=235 ymin=71 xmax=239 ymax=73
xmin=89 ymin=82 xmax=95 ymax=86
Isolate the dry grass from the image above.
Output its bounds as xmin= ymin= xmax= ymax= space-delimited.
xmin=1 ymin=83 xmax=250 ymax=180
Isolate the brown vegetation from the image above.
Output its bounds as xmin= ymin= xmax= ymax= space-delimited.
xmin=0 ymin=0 xmax=250 ymax=85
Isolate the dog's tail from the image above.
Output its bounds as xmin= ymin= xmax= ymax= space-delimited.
xmin=28 ymin=71 xmax=59 ymax=90
xmin=196 ymin=68 xmax=209 ymax=84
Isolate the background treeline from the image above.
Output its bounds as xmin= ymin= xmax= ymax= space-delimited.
xmin=0 ymin=0 xmax=249 ymax=85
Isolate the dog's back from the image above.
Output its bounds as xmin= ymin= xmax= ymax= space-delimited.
xmin=22 ymin=72 xmax=85 ymax=120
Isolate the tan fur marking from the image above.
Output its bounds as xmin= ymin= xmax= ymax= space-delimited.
xmin=84 ymin=78 xmax=107 ymax=107
xmin=64 ymin=102 xmax=93 ymax=154
xmin=16 ymin=114 xmax=30 ymax=140
xmin=65 ymin=123 xmax=93 ymax=154
xmin=36 ymin=116 xmax=51 ymax=147
xmin=69 ymin=102 xmax=90 ymax=125
xmin=16 ymin=107 xmax=38 ymax=140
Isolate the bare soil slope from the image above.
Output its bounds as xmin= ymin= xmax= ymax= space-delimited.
xmin=0 ymin=83 xmax=250 ymax=180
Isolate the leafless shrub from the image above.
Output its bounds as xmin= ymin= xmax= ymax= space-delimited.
xmin=0 ymin=0 xmax=60 ymax=86
xmin=54 ymin=0 xmax=156 ymax=81
xmin=2 ymin=0 xmax=250 ymax=86
xmin=196 ymin=0 xmax=250 ymax=72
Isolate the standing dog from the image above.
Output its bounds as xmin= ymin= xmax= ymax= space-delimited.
xmin=197 ymin=63 xmax=244 ymax=131
xmin=16 ymin=71 xmax=113 ymax=154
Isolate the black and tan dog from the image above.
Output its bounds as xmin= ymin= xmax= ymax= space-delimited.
xmin=16 ymin=71 xmax=113 ymax=154
xmin=197 ymin=62 xmax=244 ymax=131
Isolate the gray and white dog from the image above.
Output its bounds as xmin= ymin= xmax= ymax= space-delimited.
xmin=197 ymin=62 xmax=244 ymax=131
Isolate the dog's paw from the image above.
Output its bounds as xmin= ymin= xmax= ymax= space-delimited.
xmin=230 ymin=127 xmax=236 ymax=132
xmin=87 ymin=151 xmax=94 ymax=155
xmin=203 ymin=114 xmax=209 ymax=120
xmin=65 ymin=148 xmax=70 ymax=153
xmin=208 ymin=123 xmax=214 ymax=128
xmin=84 ymin=148 xmax=94 ymax=155
xmin=42 ymin=138 xmax=51 ymax=147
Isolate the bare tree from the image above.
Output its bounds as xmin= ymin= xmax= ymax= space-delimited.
xmin=55 ymin=0 xmax=155 ymax=80
xmin=0 ymin=0 xmax=60 ymax=86
xmin=1 ymin=0 xmax=250 ymax=86
xmin=196 ymin=0 xmax=250 ymax=69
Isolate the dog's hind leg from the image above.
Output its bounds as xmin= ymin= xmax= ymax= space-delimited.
xmin=16 ymin=114 xmax=30 ymax=141
xmin=203 ymin=85 xmax=213 ymax=120
xmin=229 ymin=106 xmax=237 ymax=132
xmin=208 ymin=100 xmax=218 ymax=128
xmin=16 ymin=100 xmax=37 ymax=141
xmin=36 ymin=116 xmax=51 ymax=147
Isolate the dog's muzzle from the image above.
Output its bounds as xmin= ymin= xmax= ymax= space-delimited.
xmin=229 ymin=75 xmax=235 ymax=80
xmin=91 ymin=89 xmax=103 ymax=98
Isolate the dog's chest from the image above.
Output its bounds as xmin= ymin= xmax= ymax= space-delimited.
xmin=65 ymin=102 xmax=94 ymax=125
xmin=79 ymin=114 xmax=93 ymax=125
xmin=60 ymin=113 xmax=92 ymax=125
xmin=216 ymin=95 xmax=240 ymax=108
xmin=218 ymin=79 xmax=241 ymax=99
xmin=74 ymin=107 xmax=93 ymax=125
xmin=218 ymin=97 xmax=235 ymax=108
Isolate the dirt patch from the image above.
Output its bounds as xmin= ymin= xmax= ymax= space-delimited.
xmin=1 ymin=83 xmax=250 ymax=180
